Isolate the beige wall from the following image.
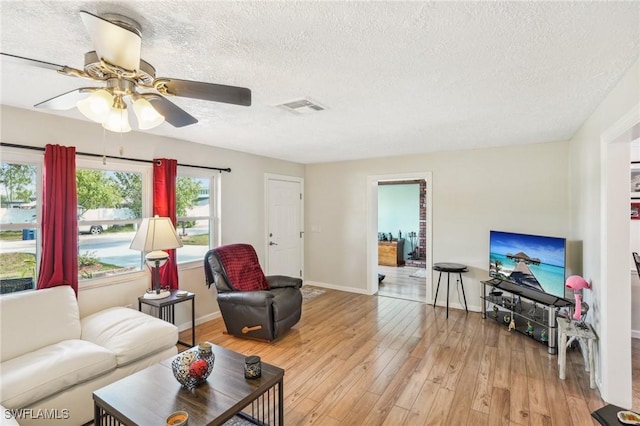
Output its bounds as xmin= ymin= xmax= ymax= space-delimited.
xmin=304 ymin=141 xmax=571 ymax=311
xmin=0 ymin=105 xmax=304 ymax=328
xmin=568 ymin=59 xmax=639 ymax=407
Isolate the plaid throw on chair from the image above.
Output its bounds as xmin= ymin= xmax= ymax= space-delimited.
xmin=215 ymin=244 xmax=270 ymax=291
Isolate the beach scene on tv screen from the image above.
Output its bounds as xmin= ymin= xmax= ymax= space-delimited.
xmin=489 ymin=231 xmax=566 ymax=298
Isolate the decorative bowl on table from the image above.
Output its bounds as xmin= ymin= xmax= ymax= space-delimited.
xmin=171 ymin=342 xmax=215 ymax=391
xmin=166 ymin=411 xmax=189 ymax=425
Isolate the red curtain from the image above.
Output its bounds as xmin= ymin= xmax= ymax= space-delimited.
xmin=37 ymin=144 xmax=78 ymax=295
xmin=153 ymin=158 xmax=179 ymax=290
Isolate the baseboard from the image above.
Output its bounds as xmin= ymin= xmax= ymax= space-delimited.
xmin=632 ymin=330 xmax=640 ymax=339
xmin=176 ymin=311 xmax=221 ymax=333
xmin=303 ymin=280 xmax=372 ymax=295
xmin=304 ymin=280 xmax=483 ymax=313
xmin=435 ymin=300 xmax=483 ymax=313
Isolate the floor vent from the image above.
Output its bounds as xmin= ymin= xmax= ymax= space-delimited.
xmin=277 ymin=98 xmax=326 ymax=114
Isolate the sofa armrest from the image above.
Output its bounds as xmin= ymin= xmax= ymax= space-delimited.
xmin=267 ymin=275 xmax=303 ymax=289
xmin=218 ymin=291 xmax=274 ymax=307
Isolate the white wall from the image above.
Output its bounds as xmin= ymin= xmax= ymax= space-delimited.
xmin=633 ymin=141 xmax=640 ymax=338
xmin=305 ymin=141 xmax=571 ymax=310
xmin=0 ymin=106 xmax=304 ymax=329
xmin=568 ymin=59 xmax=639 ymax=407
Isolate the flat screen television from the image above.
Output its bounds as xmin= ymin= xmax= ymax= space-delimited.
xmin=489 ymin=230 xmax=567 ymax=299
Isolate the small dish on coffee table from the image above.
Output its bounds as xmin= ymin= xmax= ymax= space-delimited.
xmin=618 ymin=410 xmax=640 ymax=425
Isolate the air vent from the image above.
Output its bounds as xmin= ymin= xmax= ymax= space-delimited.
xmin=277 ymin=98 xmax=326 ymax=115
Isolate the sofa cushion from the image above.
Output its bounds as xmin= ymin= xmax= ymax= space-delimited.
xmin=0 ymin=286 xmax=81 ymax=363
xmin=0 ymin=339 xmax=116 ymax=408
xmin=81 ymin=307 xmax=178 ymax=366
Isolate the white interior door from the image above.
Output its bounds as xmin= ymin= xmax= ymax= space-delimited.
xmin=266 ymin=176 xmax=303 ymax=278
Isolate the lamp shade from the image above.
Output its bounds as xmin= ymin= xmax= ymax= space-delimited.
xmin=77 ymin=89 xmax=114 ymax=123
xmin=103 ymin=106 xmax=132 ymax=133
xmin=130 ymin=216 xmax=183 ymax=253
xmin=133 ymin=97 xmax=165 ymax=130
xmin=565 ymin=275 xmax=589 ymax=290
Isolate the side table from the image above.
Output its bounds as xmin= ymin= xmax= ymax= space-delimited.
xmin=139 ymin=289 xmax=195 ymax=347
xmin=557 ymin=317 xmax=597 ymax=389
xmin=432 ymin=262 xmax=469 ymax=318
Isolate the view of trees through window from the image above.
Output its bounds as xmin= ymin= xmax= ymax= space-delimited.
xmin=1 ymin=159 xmax=213 ymax=293
xmin=0 ymin=162 xmax=39 ymax=293
xmin=76 ymin=168 xmax=143 ymax=280
xmin=76 ymin=169 xmax=211 ymax=280
xmin=176 ymin=176 xmax=211 ymax=264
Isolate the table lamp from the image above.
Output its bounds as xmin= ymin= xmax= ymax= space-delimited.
xmin=565 ymin=275 xmax=590 ymax=321
xmin=130 ymin=215 xmax=183 ymax=299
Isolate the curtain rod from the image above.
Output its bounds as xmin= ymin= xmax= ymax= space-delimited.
xmin=0 ymin=142 xmax=231 ymax=173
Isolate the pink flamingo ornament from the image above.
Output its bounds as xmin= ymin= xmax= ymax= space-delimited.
xmin=565 ymin=275 xmax=590 ymax=320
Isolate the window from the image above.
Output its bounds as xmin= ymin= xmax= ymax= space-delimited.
xmin=176 ymin=168 xmax=216 ymax=264
xmin=76 ymin=158 xmax=151 ymax=281
xmin=0 ymin=150 xmax=214 ymax=291
xmin=0 ymin=151 xmax=42 ymax=293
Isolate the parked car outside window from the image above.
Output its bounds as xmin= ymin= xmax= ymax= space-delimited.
xmin=78 ymin=224 xmax=104 ymax=235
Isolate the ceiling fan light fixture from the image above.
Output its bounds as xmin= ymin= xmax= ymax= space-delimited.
xmin=77 ymin=89 xmax=113 ymax=122
xmin=102 ymin=104 xmax=131 ymax=132
xmin=14 ymin=10 xmax=252 ymax=134
xmin=133 ymin=97 xmax=165 ymax=130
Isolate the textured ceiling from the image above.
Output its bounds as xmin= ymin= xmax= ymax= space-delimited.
xmin=1 ymin=1 xmax=638 ymax=164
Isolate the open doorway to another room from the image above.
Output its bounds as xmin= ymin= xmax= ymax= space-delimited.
xmin=377 ymin=179 xmax=427 ymax=302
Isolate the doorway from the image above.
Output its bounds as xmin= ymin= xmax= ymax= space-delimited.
xmin=366 ymin=172 xmax=433 ymax=302
xmin=265 ymin=174 xmax=304 ymax=278
xmin=377 ymin=180 xmax=427 ymax=302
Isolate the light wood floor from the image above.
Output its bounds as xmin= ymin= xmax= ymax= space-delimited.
xmin=180 ymin=287 xmax=625 ymax=425
xmin=377 ymin=265 xmax=427 ymax=303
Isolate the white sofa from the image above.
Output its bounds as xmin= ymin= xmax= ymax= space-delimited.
xmin=0 ymin=286 xmax=178 ymax=426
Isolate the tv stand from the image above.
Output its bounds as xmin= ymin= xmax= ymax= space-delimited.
xmin=481 ymin=278 xmax=573 ymax=354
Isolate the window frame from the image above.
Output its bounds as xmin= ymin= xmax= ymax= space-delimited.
xmin=0 ymin=149 xmax=220 ymax=289
xmin=176 ymin=166 xmax=220 ymax=268
xmin=75 ymin=156 xmax=152 ymax=287
xmin=0 ymin=149 xmax=43 ymax=286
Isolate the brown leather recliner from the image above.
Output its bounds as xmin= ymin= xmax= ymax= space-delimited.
xmin=204 ymin=244 xmax=303 ymax=341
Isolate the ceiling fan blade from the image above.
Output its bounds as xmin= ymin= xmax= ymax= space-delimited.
xmin=146 ymin=95 xmax=199 ymax=128
xmin=34 ymin=88 xmax=93 ymax=110
xmin=80 ymin=10 xmax=141 ymax=72
xmin=155 ymin=78 xmax=251 ymax=106
xmin=1 ymin=52 xmax=67 ymax=72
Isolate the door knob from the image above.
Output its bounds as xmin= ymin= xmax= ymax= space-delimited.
xmin=269 ymin=241 xmax=278 ymax=246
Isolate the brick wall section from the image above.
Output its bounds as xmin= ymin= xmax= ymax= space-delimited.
xmin=419 ymin=180 xmax=426 ymax=260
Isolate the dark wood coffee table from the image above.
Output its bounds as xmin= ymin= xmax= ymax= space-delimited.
xmin=93 ymin=344 xmax=284 ymax=425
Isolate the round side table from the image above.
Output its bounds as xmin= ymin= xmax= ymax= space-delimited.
xmin=433 ymin=262 xmax=469 ymax=318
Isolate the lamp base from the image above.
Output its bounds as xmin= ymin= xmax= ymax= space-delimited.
xmin=143 ymin=290 xmax=171 ymax=300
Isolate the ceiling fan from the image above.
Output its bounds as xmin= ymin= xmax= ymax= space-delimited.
xmin=1 ymin=10 xmax=251 ymax=132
